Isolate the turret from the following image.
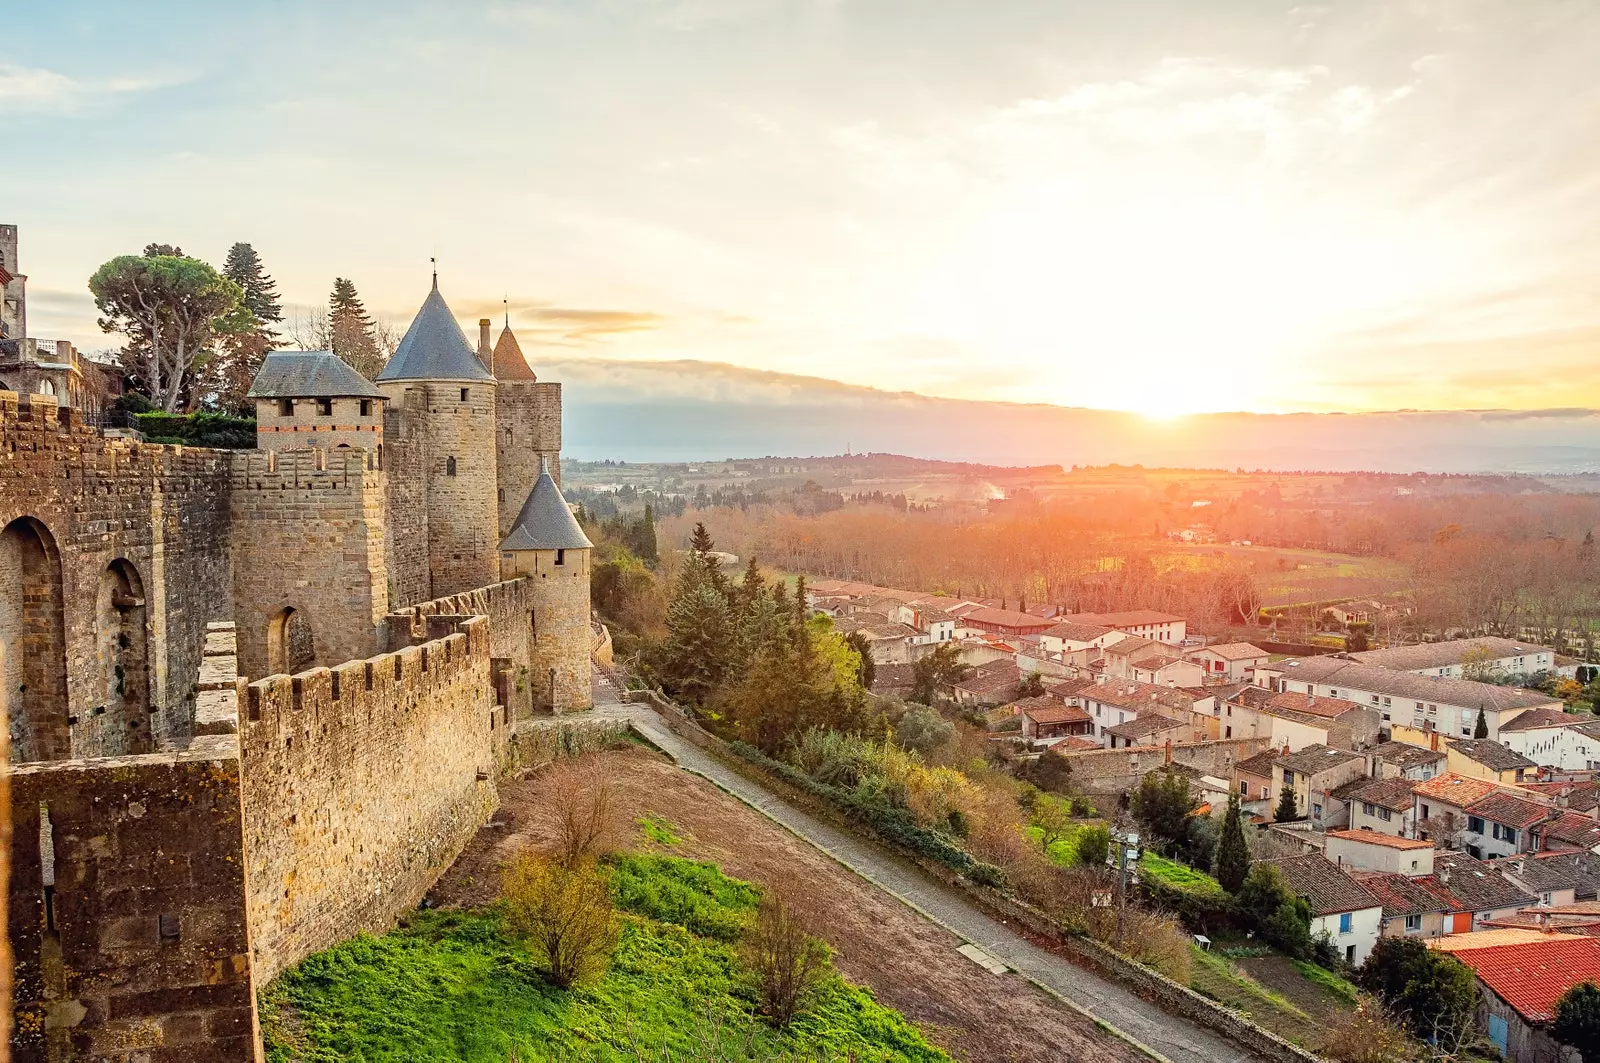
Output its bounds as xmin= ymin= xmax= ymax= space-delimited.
xmin=492 ymin=320 xmax=563 ymax=536
xmin=500 ymin=459 xmax=592 ymax=713
xmin=247 ymin=350 xmax=386 ymax=457
xmin=376 ymin=279 xmax=499 ymax=598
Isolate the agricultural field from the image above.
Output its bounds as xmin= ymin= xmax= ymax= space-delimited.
xmin=1157 ymin=542 xmax=1410 ymax=608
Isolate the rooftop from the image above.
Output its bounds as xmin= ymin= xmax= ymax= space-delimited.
xmin=246 ymin=350 xmax=385 ymax=399
xmin=492 ymin=325 xmax=537 ymax=381
xmin=1194 ymin=642 xmax=1269 ymax=661
xmin=1270 ymin=656 xmax=1562 ymax=714
xmin=1541 ymin=811 xmax=1600 ymax=851
xmin=1327 ymin=828 xmax=1433 ymax=851
xmin=1330 ymin=776 xmax=1417 ymax=812
xmin=1061 ymin=610 xmax=1185 ymax=629
xmin=1043 ymin=621 xmax=1114 ymax=642
xmin=376 ymin=282 xmax=496 ymax=384
xmin=1466 ymin=790 xmax=1555 ymax=830
xmin=1447 ymin=738 xmax=1538 ymax=773
xmin=960 ymin=606 xmax=1055 ymax=630
xmin=1349 ymin=871 xmax=1451 ymax=917
xmin=1430 ymin=928 xmax=1587 ymax=953
xmin=499 ymin=463 xmax=593 ymax=551
xmin=1106 ymin=636 xmax=1159 ymax=658
xmin=1350 ymin=637 xmax=1556 ymax=674
xmin=1493 ymin=850 xmax=1600 ymax=898
xmin=1273 ymin=744 xmax=1364 ymax=775
xmin=1081 ymin=680 xmax=1194 ymax=714
xmin=1412 ymin=772 xmax=1500 ymax=808
xmin=1263 ymin=690 xmax=1365 ymax=720
xmin=1104 ymin=714 xmax=1186 ymax=741
xmin=1420 ymin=852 xmax=1535 ymax=914
xmin=1264 ymin=854 xmax=1381 ymax=916
xmin=1501 ymin=706 xmax=1594 ymax=732
xmin=1443 ymin=936 xmax=1600 ymax=1023
xmin=1235 ymin=749 xmax=1281 ymax=777
xmin=1371 ymin=741 xmax=1448 ymax=768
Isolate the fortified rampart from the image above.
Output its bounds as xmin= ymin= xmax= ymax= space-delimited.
xmin=239 ymin=614 xmax=500 ymax=981
xmin=385 ymin=577 xmax=537 ymax=724
xmin=7 ymin=741 xmax=254 ymax=1063
xmin=495 ymin=381 xmax=562 ymax=536
xmin=0 ymin=393 xmax=233 ymax=762
xmin=228 ymin=447 xmax=388 ymax=680
xmin=1061 ymin=737 xmax=1271 ymax=794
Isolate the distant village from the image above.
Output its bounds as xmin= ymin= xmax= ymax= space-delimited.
xmin=810 ymin=577 xmax=1600 ymax=1063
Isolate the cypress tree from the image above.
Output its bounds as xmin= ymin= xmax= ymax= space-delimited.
xmin=1474 ymin=707 xmax=1489 ymax=739
xmin=1275 ymin=783 xmax=1301 ymax=823
xmin=1215 ymin=793 xmax=1251 ymax=893
xmin=638 ymin=503 xmax=659 ymax=564
xmin=329 ymin=278 xmax=382 ymax=378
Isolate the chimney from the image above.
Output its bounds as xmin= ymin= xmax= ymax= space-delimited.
xmin=1430 ymin=730 xmax=1440 ymax=752
xmin=478 ymin=318 xmax=493 ymax=370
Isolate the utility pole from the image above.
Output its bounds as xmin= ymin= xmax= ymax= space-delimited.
xmin=1110 ymin=826 xmax=1139 ymax=950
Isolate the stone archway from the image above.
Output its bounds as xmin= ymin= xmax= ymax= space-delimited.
xmin=95 ymin=559 xmax=151 ymax=756
xmin=0 ymin=517 xmax=69 ymax=762
xmin=266 ymin=606 xmax=316 ymax=676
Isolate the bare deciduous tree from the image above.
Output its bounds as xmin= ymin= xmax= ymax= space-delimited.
xmin=500 ymin=852 xmax=619 ymax=989
xmin=540 ymin=757 xmax=620 ymax=868
xmin=740 ymin=889 xmax=829 ymax=1027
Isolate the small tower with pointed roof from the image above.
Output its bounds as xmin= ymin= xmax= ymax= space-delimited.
xmin=377 ymin=277 xmax=500 ymax=598
xmin=492 ymin=315 xmax=564 ymax=538
xmin=500 ymin=458 xmax=593 ymax=713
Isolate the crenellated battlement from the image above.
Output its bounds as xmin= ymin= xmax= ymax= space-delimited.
xmin=230 ymin=444 xmax=382 ymax=490
xmin=385 ymin=576 xmax=532 ymax=647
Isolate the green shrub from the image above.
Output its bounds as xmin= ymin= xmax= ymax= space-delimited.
xmin=134 ymin=410 xmax=257 ymax=449
xmin=731 ymin=741 xmax=1004 ymax=886
xmin=609 ymin=853 xmax=759 ymax=942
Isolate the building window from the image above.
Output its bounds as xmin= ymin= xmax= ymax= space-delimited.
xmin=360 ymin=399 xmax=371 ymax=416
xmin=1339 ymin=913 xmax=1353 ymax=934
xmin=317 ymin=398 xmax=333 ymax=416
xmin=460 ymin=387 xmax=470 ymax=402
xmin=446 ymin=456 xmax=457 ymax=476
xmin=1313 ymin=803 xmax=1323 ymax=820
xmin=1404 ymin=914 xmax=1422 ymax=932
xmin=555 ymin=548 xmax=566 ymax=566
xmin=1363 ymin=803 xmax=1375 ymax=816
xmin=278 ymin=398 xmax=294 ymax=417
xmin=1240 ymin=780 xmax=1249 ymax=795
xmin=1378 ymin=807 xmax=1392 ymax=822
xmin=1468 ymin=816 xmax=1485 ymax=834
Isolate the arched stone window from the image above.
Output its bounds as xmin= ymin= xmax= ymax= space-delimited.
xmin=1 ymin=517 xmax=69 ymax=761
xmin=97 ymin=559 xmax=150 ymax=755
xmin=267 ymin=606 xmax=315 ymax=675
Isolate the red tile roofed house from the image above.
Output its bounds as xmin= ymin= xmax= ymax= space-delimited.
xmin=1234 ymin=749 xmax=1280 ymax=806
xmin=1535 ymin=810 xmax=1600 ymax=854
xmin=1442 ymin=935 xmax=1600 ymax=1061
xmin=1103 ymin=713 xmax=1188 ymax=749
xmin=1325 ymin=828 xmax=1436 ymax=876
xmin=1501 ymin=706 xmax=1600 ymax=772
xmin=1037 ymin=621 xmax=1121 ymax=659
xmin=1264 ymin=853 xmax=1384 ymax=965
xmin=1079 ymin=680 xmax=1195 ymax=745
xmin=1484 ymin=900 xmax=1600 ymax=936
xmin=1458 ymin=790 xmax=1557 ymax=859
xmin=1333 ymin=775 xmax=1419 ymax=837
xmin=1418 ymin=851 xmax=1537 ymax=934
xmin=1186 ymin=642 xmax=1269 ymax=683
xmin=1349 ymin=869 xmax=1452 ymax=940
xmin=1413 ymin=773 xmax=1504 ymax=850
xmin=1272 ymin=745 xmax=1367 ymax=826
xmin=959 ymin=606 xmax=1057 ymax=638
xmin=1217 ymin=687 xmax=1380 ymax=752
xmin=1059 ymin=610 xmax=1187 ymax=645
xmin=1014 ymin=696 xmax=1093 ymax=741
xmin=951 ymin=660 xmax=1022 ymax=706
xmin=1492 ymin=850 xmax=1600 ymax=907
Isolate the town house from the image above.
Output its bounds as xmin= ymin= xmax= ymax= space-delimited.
xmin=1272 ymin=745 xmax=1366 ymax=825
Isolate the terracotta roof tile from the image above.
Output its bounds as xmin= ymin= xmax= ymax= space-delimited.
xmin=1264 ymin=854 xmax=1381 ymax=916
xmin=1444 ymin=936 xmax=1600 ymax=1023
xmin=1413 ymin=773 xmax=1500 ymax=808
xmin=1447 ymin=738 xmax=1537 ymax=773
xmin=1466 ymin=790 xmax=1555 ymax=830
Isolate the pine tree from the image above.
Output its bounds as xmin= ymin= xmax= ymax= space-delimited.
xmin=1474 ymin=707 xmax=1489 ymax=740
xmin=1215 ymin=793 xmax=1251 ymax=893
xmin=205 ymin=242 xmax=283 ymax=412
xmin=329 ymin=278 xmax=383 ymax=379
xmin=1275 ymin=784 xmax=1301 ymax=823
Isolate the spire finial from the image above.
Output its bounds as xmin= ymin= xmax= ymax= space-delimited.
xmin=539 ymin=453 xmax=550 ymax=476
xmin=430 ymin=257 xmax=437 ymax=290
xmin=504 ymin=295 xmax=509 ymax=331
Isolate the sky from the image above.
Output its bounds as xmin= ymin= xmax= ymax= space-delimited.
xmin=5 ymin=0 xmax=1600 ymax=419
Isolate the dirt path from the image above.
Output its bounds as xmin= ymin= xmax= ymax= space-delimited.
xmin=431 ymin=745 xmax=1147 ymax=1063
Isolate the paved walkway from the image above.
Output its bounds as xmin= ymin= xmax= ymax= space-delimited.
xmin=585 ymin=673 xmax=1263 ymax=1063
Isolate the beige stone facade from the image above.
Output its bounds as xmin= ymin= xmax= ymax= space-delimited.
xmin=501 ymin=547 xmax=594 ymax=714
xmin=495 ymin=381 xmax=562 ymax=535
xmin=253 ymin=394 xmax=385 ymax=454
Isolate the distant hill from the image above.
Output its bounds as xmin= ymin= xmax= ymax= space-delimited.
xmin=542 ymin=355 xmax=1600 ymax=474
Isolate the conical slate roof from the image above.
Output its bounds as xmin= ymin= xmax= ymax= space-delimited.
xmin=501 ymin=462 xmax=592 ymax=551
xmin=247 ymin=350 xmax=384 ymax=398
xmin=377 ymin=282 xmax=495 ymax=384
xmin=493 ymin=325 xmax=537 ymax=381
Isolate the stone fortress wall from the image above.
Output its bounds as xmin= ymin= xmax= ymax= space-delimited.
xmin=0 ymin=289 xmax=593 ymax=1062
xmin=495 ymin=381 xmax=562 ymax=536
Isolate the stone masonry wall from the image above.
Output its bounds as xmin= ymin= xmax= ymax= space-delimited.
xmin=1062 ymin=737 xmax=1271 ymax=794
xmin=229 ymin=447 xmax=388 ymax=681
xmin=503 ymin=549 xmax=593 ymax=714
xmin=381 ymin=401 xmax=432 ymax=609
xmin=252 ymin=397 xmax=384 ymax=455
xmin=239 ymin=615 xmax=499 ymax=981
xmin=385 ymin=577 xmax=536 ymax=724
xmin=7 ymin=740 xmax=255 ymax=1063
xmin=495 ymin=381 xmax=561 ymax=535
xmin=0 ymin=393 xmax=234 ymax=760
xmin=416 ymin=382 xmax=499 ymax=597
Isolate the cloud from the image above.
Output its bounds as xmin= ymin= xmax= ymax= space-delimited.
xmin=0 ymin=63 xmax=182 ymax=113
xmin=449 ymin=299 xmax=669 ymax=344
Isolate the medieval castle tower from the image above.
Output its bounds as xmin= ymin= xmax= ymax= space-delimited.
xmin=0 ymin=266 xmax=597 ymax=1061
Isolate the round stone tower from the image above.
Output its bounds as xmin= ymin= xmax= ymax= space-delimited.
xmin=377 ymin=279 xmax=500 ymax=598
xmin=500 ymin=459 xmax=593 ymax=713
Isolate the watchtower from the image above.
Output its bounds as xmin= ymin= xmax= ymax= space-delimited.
xmin=500 ymin=459 xmax=593 ymax=713
xmin=376 ymin=279 xmax=500 ymax=598
xmin=490 ymin=319 xmax=563 ymax=537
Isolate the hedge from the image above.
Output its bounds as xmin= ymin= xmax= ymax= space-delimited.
xmin=134 ymin=411 xmax=257 ymax=449
xmin=728 ymin=740 xmax=1005 ymax=887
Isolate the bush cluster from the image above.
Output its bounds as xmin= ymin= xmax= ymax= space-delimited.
xmin=731 ymin=740 xmax=1005 ymax=886
xmin=134 ymin=410 xmax=257 ymax=448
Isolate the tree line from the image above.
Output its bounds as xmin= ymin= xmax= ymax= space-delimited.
xmin=89 ymin=242 xmax=396 ymax=413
